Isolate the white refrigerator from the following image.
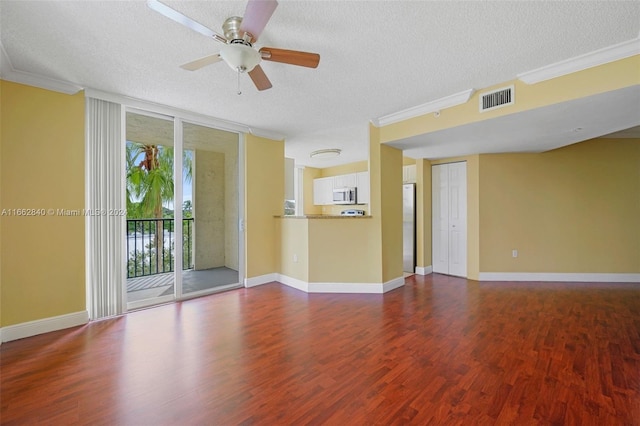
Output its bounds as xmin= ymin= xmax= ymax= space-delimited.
xmin=403 ymin=183 xmax=416 ymax=273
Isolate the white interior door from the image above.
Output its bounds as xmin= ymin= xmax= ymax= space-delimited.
xmin=432 ymin=164 xmax=449 ymax=274
xmin=432 ymin=162 xmax=467 ymax=277
xmin=447 ymin=162 xmax=467 ymax=277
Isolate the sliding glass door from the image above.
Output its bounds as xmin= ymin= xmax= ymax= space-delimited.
xmin=124 ymin=110 xmax=241 ymax=309
xmin=181 ymin=122 xmax=241 ymax=296
xmin=125 ymin=111 xmax=176 ymax=307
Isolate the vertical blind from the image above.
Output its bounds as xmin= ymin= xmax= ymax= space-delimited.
xmin=85 ymin=97 xmax=126 ymax=319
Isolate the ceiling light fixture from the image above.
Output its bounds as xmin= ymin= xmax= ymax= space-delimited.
xmin=310 ymin=149 xmax=341 ymax=159
xmin=220 ymin=43 xmax=261 ymax=73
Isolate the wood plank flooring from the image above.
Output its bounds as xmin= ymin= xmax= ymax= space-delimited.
xmin=1 ymin=274 xmax=639 ymax=425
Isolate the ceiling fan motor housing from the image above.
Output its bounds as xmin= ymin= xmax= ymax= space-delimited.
xmin=223 ymin=16 xmax=253 ymax=45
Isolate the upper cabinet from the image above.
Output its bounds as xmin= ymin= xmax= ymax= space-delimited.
xmin=333 ymin=173 xmax=357 ymax=189
xmin=403 ymin=165 xmax=416 ymax=183
xmin=313 ymin=176 xmax=334 ymax=205
xmin=313 ymin=171 xmax=370 ymax=205
xmin=355 ymin=171 xmax=370 ymax=205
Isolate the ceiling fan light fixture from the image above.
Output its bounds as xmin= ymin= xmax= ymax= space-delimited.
xmin=220 ymin=43 xmax=261 ymax=73
xmin=310 ymin=149 xmax=341 ymax=159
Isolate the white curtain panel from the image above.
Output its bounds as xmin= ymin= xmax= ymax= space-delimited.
xmin=85 ymin=98 xmax=126 ymax=320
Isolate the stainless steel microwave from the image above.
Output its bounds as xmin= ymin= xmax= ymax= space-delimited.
xmin=333 ymin=187 xmax=357 ymax=204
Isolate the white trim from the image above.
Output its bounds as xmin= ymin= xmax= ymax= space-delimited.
xmin=517 ymin=37 xmax=640 ymax=84
xmin=238 ymin=134 xmax=246 ymax=287
xmin=382 ymin=276 xmax=406 ymax=293
xmin=277 ymin=274 xmax=405 ymax=294
xmin=415 ymin=265 xmax=433 ymax=275
xmin=478 ymin=272 xmax=640 ymax=283
xmin=372 ymin=89 xmax=475 ymax=127
xmin=1 ymin=311 xmax=89 ymax=343
xmin=127 ymin=294 xmax=174 ymax=312
xmin=278 ymin=274 xmax=309 ymax=292
xmin=244 ymin=273 xmax=279 ymax=288
xmin=0 ymin=42 xmax=83 ymax=95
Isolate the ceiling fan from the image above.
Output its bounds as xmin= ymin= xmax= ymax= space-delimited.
xmin=147 ymin=0 xmax=320 ymax=92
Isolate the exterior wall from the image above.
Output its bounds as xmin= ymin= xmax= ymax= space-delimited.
xmin=194 ymin=150 xmax=225 ymax=269
xmin=479 ymin=138 xmax=640 ymax=273
xmin=0 ymin=81 xmax=85 ymax=326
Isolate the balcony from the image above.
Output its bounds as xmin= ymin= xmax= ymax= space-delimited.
xmin=126 ymin=218 xmax=239 ymax=302
xmin=127 ymin=218 xmax=194 ymax=278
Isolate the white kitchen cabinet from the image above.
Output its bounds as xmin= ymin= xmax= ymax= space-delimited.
xmin=355 ymin=171 xmax=370 ymax=204
xmin=403 ymin=165 xmax=417 ymax=183
xmin=333 ymin=173 xmax=357 ymax=188
xmin=313 ymin=176 xmax=334 ymax=205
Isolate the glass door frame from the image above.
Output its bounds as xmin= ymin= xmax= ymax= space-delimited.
xmin=124 ymin=106 xmax=245 ymax=312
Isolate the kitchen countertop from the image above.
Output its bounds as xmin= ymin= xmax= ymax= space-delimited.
xmin=275 ymin=215 xmax=372 ymax=219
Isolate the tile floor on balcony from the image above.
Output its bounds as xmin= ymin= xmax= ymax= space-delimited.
xmin=127 ymin=267 xmax=239 ymax=302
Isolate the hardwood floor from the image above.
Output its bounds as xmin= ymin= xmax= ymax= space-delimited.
xmin=2 ymin=274 xmax=639 ymax=425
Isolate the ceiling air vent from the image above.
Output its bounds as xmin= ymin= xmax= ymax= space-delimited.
xmin=479 ymin=85 xmax=514 ymax=112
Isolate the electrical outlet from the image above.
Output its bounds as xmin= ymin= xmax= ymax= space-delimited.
xmin=293 ymin=254 xmax=298 ymax=263
xmin=512 ymin=249 xmax=518 ymax=258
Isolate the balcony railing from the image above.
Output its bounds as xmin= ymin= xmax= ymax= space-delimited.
xmin=126 ymin=218 xmax=194 ymax=279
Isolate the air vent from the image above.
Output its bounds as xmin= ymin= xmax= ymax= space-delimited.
xmin=479 ymin=85 xmax=514 ymax=112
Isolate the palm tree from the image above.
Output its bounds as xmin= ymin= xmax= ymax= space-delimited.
xmin=126 ymin=142 xmax=193 ymax=274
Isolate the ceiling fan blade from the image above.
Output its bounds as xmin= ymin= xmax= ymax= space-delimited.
xmin=180 ymin=54 xmax=222 ymax=71
xmin=147 ymin=0 xmax=227 ymax=43
xmin=248 ymin=65 xmax=273 ymax=91
xmin=259 ymin=47 xmax=320 ymax=68
xmin=239 ymin=0 xmax=278 ymax=43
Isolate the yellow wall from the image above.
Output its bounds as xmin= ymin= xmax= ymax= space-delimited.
xmin=380 ymin=56 xmax=640 ymax=143
xmin=369 ymin=123 xmax=404 ymax=283
xmin=277 ymin=218 xmax=309 ymax=282
xmin=307 ymin=219 xmax=379 ymax=283
xmin=415 ymin=159 xmax=432 ymax=270
xmin=319 ymin=160 xmax=368 ymax=177
xmin=244 ymin=134 xmax=284 ymax=279
xmin=380 ymin=144 xmax=403 ymax=281
xmin=0 ymin=81 xmax=85 ymax=326
xmin=403 ymin=157 xmax=416 ymax=166
xmin=479 ymin=138 xmax=640 ymax=273
xmin=303 ymin=166 xmax=322 ymax=215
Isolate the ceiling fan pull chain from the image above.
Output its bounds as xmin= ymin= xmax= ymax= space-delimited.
xmin=237 ymin=68 xmax=242 ymax=95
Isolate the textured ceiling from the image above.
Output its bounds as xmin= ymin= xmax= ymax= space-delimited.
xmin=1 ymin=1 xmax=639 ymax=167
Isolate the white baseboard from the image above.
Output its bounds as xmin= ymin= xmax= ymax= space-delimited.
xmin=1 ymin=310 xmax=89 ymax=343
xmin=278 ymin=274 xmax=405 ymax=294
xmin=415 ymin=266 xmax=433 ymax=275
xmin=382 ymin=276 xmax=406 ymax=292
xmin=244 ymin=273 xmax=279 ymax=288
xmin=478 ymin=272 xmax=640 ymax=283
xmin=278 ymin=274 xmax=309 ymax=292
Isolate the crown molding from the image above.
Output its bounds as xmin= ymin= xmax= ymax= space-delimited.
xmin=517 ymin=37 xmax=640 ymax=85
xmin=247 ymin=127 xmax=286 ymax=141
xmin=372 ymin=89 xmax=475 ymax=127
xmin=0 ymin=42 xmax=84 ymax=95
